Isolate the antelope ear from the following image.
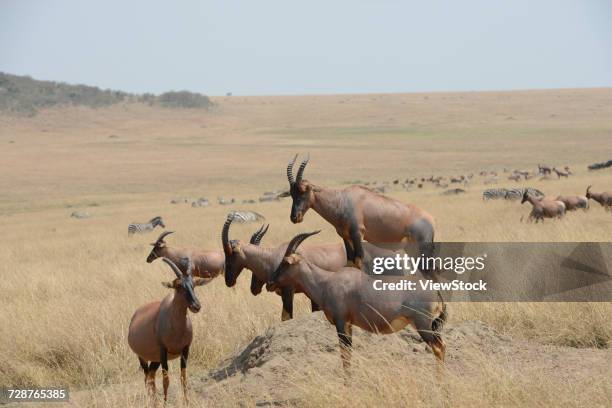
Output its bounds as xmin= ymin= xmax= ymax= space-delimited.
xmin=193 ymin=277 xmax=210 ymax=286
xmin=284 ymin=254 xmax=301 ymax=265
xmin=278 ymin=190 xmax=290 ymax=198
xmin=162 ymin=281 xmax=174 ymax=289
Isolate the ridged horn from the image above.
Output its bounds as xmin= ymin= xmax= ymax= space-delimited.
xmin=249 ymin=224 xmax=269 ymax=245
xmin=222 ymin=213 xmax=234 ymax=255
xmin=287 ymin=154 xmax=298 ymax=185
xmin=163 ymin=257 xmax=184 ymax=279
xmin=283 ymin=230 xmax=321 ymax=258
xmin=295 ymin=153 xmax=310 ymax=184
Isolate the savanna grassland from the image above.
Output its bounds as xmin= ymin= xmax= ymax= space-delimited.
xmin=1 ymin=88 xmax=612 ymax=407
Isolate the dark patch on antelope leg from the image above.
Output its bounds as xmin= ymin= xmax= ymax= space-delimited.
xmin=311 ymin=300 xmax=320 ymax=312
xmin=147 ymin=361 xmax=160 ymax=397
xmin=160 ymin=347 xmax=169 ymax=402
xmin=281 ymin=286 xmax=294 ymax=320
xmin=343 ymin=238 xmax=355 ymax=263
xmin=181 ymin=346 xmax=190 ymax=403
xmin=335 ymin=319 xmax=353 ymax=369
xmin=139 ymin=357 xmax=149 ymax=375
xmin=349 ymin=226 xmax=364 ymax=270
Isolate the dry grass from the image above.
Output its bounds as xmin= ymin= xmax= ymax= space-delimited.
xmin=1 ymin=88 xmax=611 ymax=406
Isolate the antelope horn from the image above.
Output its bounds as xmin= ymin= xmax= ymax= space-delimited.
xmin=151 ymin=230 xmax=174 ymax=246
xmin=287 ymin=154 xmax=298 ymax=185
xmin=295 ymin=153 xmax=310 ymax=184
xmin=283 ymin=230 xmax=321 ymax=258
xmin=249 ymin=224 xmax=269 ymax=245
xmin=587 ymin=185 xmax=592 ymax=193
xmin=163 ymin=258 xmax=183 ymax=279
xmin=222 ymin=214 xmax=234 ymax=255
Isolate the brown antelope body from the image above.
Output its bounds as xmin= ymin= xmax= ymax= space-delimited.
xmin=555 ymin=195 xmax=589 ymax=211
xmin=521 ymin=192 xmax=565 ymax=222
xmin=128 ymin=258 xmax=206 ymax=403
xmin=285 ymin=155 xmax=435 ymax=271
xmin=553 ymin=167 xmax=570 ymax=178
xmin=538 ymin=164 xmax=552 ymax=175
xmin=147 ymin=231 xmax=224 ymax=281
xmin=267 ymin=231 xmax=446 ymax=369
xmin=586 ymin=185 xmax=612 ymax=210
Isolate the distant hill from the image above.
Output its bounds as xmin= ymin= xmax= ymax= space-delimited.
xmin=0 ymin=72 xmax=212 ymax=115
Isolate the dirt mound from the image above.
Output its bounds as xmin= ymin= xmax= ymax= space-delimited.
xmin=188 ymin=313 xmax=610 ymax=406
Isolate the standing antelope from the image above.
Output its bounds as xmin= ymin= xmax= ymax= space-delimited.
xmin=222 ymin=214 xmax=347 ymax=320
xmin=586 ymin=185 xmax=612 ymax=211
xmin=267 ymin=231 xmax=447 ymax=369
xmin=128 ymin=216 xmax=165 ymax=236
xmin=284 ymin=154 xmax=435 ymax=272
xmin=521 ymin=191 xmax=566 ymax=222
xmin=146 ymin=231 xmax=224 ymax=281
xmin=128 ymin=258 xmax=207 ymax=404
xmin=538 ymin=164 xmax=552 ymax=175
xmin=553 ymin=167 xmax=569 ymax=178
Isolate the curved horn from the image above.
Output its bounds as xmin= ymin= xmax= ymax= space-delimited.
xmin=222 ymin=214 xmax=234 ymax=255
xmin=283 ymin=230 xmax=321 ymax=258
xmin=587 ymin=185 xmax=592 ymax=194
xmin=287 ymin=154 xmax=298 ymax=185
xmin=250 ymin=224 xmax=269 ymax=245
xmin=163 ymin=258 xmax=183 ymax=279
xmin=152 ymin=230 xmax=174 ymax=245
xmin=295 ymin=153 xmax=310 ymax=184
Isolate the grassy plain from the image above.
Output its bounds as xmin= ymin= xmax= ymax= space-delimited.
xmin=1 ymin=88 xmax=611 ymax=407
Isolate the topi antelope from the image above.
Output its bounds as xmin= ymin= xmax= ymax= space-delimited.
xmin=146 ymin=231 xmax=224 ymax=281
xmin=553 ymin=167 xmax=570 ymax=178
xmin=521 ymin=191 xmax=565 ymax=222
xmin=538 ymin=164 xmax=552 ymax=175
xmin=267 ymin=231 xmax=447 ymax=369
xmin=284 ymin=154 xmax=435 ymax=272
xmin=128 ymin=258 xmax=207 ymax=404
xmin=586 ymin=185 xmax=612 ymax=211
xmin=555 ymin=195 xmax=589 ymax=211
xmin=128 ymin=216 xmax=165 ymax=236
xmin=222 ymin=214 xmax=347 ymax=320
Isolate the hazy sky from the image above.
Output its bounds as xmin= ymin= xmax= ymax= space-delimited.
xmin=1 ymin=1 xmax=611 ymax=95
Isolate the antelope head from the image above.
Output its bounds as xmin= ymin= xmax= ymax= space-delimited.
xmin=267 ymin=230 xmax=320 ymax=292
xmin=222 ymin=213 xmax=269 ymax=287
xmin=161 ymin=257 xmax=207 ymax=313
xmin=521 ymin=191 xmax=530 ymax=204
xmin=147 ymin=231 xmax=174 ymax=263
xmin=286 ymin=154 xmax=314 ymax=224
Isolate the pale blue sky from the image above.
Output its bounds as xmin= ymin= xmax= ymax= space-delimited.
xmin=1 ymin=1 xmax=611 ymax=95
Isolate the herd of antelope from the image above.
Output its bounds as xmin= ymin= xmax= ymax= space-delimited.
xmin=126 ymin=155 xmax=611 ymax=403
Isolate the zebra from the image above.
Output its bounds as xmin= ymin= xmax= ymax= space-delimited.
xmin=230 ymin=211 xmax=265 ymax=223
xmin=483 ymin=188 xmax=544 ymax=201
xmin=482 ymin=188 xmax=508 ymax=200
xmin=128 ymin=216 xmax=165 ymax=235
xmin=505 ymin=187 xmax=544 ymax=200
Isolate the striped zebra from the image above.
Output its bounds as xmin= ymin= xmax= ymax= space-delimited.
xmin=482 ymin=188 xmax=508 ymax=200
xmin=505 ymin=187 xmax=544 ymax=200
xmin=230 ymin=211 xmax=265 ymax=223
xmin=128 ymin=216 xmax=165 ymax=235
xmin=483 ymin=188 xmax=544 ymax=201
